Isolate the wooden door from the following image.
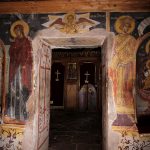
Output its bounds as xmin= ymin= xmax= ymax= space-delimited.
xmin=79 ymin=62 xmax=97 ymax=111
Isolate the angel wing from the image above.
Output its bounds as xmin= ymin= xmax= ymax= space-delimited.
xmin=42 ymin=18 xmax=65 ymax=28
xmin=76 ymin=18 xmax=95 ymax=26
xmin=49 ymin=18 xmax=65 ymax=28
xmin=76 ymin=17 xmax=98 ymax=32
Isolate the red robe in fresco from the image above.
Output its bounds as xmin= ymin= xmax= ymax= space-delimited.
xmin=9 ymin=37 xmax=33 ymax=93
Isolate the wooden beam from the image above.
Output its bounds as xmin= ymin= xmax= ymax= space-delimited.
xmin=0 ymin=1 xmax=150 ymax=13
xmin=106 ymin=12 xmax=110 ymax=32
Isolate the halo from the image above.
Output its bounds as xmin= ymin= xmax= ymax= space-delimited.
xmin=10 ymin=20 xmax=29 ymax=38
xmin=145 ymin=40 xmax=150 ymax=54
xmin=64 ymin=13 xmax=76 ymax=24
xmin=115 ymin=16 xmax=135 ymax=34
xmin=146 ymin=60 xmax=150 ymax=69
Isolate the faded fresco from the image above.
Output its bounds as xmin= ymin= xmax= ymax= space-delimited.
xmin=0 ymin=12 xmax=105 ymax=150
xmin=0 ymin=12 xmax=105 ymax=122
xmin=0 ymin=13 xmax=106 ymax=44
xmin=42 ymin=13 xmax=100 ymax=34
xmin=109 ymin=12 xmax=150 ymax=150
xmin=109 ymin=12 xmax=150 ymax=129
xmin=3 ymin=20 xmax=33 ymax=124
xmin=136 ymin=35 xmax=150 ymax=115
xmin=109 ymin=15 xmax=137 ymax=115
xmin=109 ymin=15 xmax=137 ymax=131
xmin=0 ymin=11 xmax=150 ymax=150
xmin=136 ymin=16 xmax=150 ymax=115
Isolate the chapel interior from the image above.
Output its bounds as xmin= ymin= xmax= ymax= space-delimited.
xmin=0 ymin=1 xmax=150 ymax=150
xmin=50 ymin=47 xmax=102 ymax=149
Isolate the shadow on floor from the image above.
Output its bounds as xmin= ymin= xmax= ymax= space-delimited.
xmin=49 ymin=110 xmax=102 ymax=150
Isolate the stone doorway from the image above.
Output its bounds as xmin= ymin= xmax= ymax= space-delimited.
xmin=27 ymin=28 xmax=114 ymax=150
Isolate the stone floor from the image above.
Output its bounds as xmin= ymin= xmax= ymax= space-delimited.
xmin=49 ymin=110 xmax=102 ymax=150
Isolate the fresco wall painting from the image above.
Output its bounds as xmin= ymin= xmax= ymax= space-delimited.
xmin=109 ymin=12 xmax=150 ymax=127
xmin=0 ymin=12 xmax=150 ymax=150
xmin=42 ymin=13 xmax=101 ymax=34
xmin=0 ymin=12 xmax=105 ymax=150
xmin=109 ymin=15 xmax=137 ymax=132
xmin=109 ymin=12 xmax=150 ymax=150
xmin=5 ymin=20 xmax=33 ymax=124
xmin=136 ymin=34 xmax=150 ymax=115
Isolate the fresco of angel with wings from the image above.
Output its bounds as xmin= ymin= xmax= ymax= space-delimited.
xmin=42 ymin=13 xmax=100 ymax=34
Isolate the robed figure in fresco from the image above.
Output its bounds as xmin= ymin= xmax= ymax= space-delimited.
xmin=109 ymin=16 xmax=137 ymax=127
xmin=137 ymin=39 xmax=150 ymax=113
xmin=5 ymin=20 xmax=33 ymax=123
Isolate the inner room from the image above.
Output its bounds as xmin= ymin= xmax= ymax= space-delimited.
xmin=49 ymin=47 xmax=102 ymax=150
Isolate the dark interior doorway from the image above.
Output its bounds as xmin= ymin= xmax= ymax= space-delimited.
xmin=50 ymin=63 xmax=65 ymax=106
xmin=50 ymin=47 xmax=102 ymax=150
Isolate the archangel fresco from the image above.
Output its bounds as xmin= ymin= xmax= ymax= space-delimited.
xmin=109 ymin=12 xmax=150 ymax=130
xmin=5 ymin=20 xmax=33 ymax=123
xmin=42 ymin=13 xmax=101 ymax=34
xmin=109 ymin=16 xmax=137 ymax=115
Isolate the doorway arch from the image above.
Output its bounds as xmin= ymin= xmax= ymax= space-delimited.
xmin=22 ymin=28 xmax=115 ymax=150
